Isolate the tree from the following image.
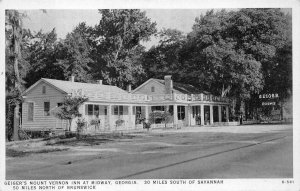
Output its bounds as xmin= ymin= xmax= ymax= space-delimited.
xmin=24 ymin=28 xmax=65 ymax=87
xmin=5 ymin=10 xmax=25 ymax=93
xmin=181 ymin=9 xmax=266 ymax=99
xmin=52 ymin=96 xmax=88 ymax=132
xmin=55 ymin=24 xmax=94 ymax=82
xmin=92 ymin=9 xmax=157 ymax=88
xmin=142 ymin=28 xmax=186 ymax=80
xmin=5 ymin=10 xmax=28 ymax=141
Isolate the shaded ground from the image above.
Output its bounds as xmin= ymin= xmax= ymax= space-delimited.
xmin=6 ymin=124 xmax=293 ymax=179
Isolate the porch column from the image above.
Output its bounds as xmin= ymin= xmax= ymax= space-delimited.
xmin=200 ymin=105 xmax=204 ymax=126
xmin=210 ymin=105 xmax=214 ymax=125
xmin=185 ymin=106 xmax=190 ymax=126
xmin=218 ymin=105 xmax=222 ymax=122
xmin=107 ymin=105 xmax=112 ymax=130
xmin=128 ymin=105 xmax=133 ymax=129
xmin=226 ymin=106 xmax=229 ymax=122
xmin=145 ymin=105 xmax=149 ymax=121
xmin=173 ymin=104 xmax=178 ymax=125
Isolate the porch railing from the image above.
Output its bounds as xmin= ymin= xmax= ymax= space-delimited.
xmin=71 ymin=89 xmax=229 ymax=103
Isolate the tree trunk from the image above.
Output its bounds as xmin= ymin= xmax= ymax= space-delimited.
xmin=13 ymin=104 xmax=20 ymax=141
xmin=13 ymin=24 xmax=22 ymax=93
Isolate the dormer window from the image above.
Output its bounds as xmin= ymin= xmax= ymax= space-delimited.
xmin=42 ymin=86 xmax=46 ymax=94
xmin=151 ymin=86 xmax=155 ymax=92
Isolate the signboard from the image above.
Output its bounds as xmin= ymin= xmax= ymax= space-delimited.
xmin=258 ymin=93 xmax=281 ymax=122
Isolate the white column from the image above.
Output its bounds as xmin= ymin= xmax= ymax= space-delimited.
xmin=218 ymin=105 xmax=222 ymax=122
xmin=107 ymin=105 xmax=112 ymax=130
xmin=200 ymin=105 xmax=204 ymax=126
xmin=145 ymin=106 xmax=149 ymax=121
xmin=128 ymin=105 xmax=133 ymax=129
xmin=173 ymin=104 xmax=178 ymax=125
xmin=226 ymin=106 xmax=229 ymax=122
xmin=210 ymin=105 xmax=214 ymax=125
xmin=185 ymin=106 xmax=190 ymax=126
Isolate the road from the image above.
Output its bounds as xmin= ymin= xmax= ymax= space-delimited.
xmin=6 ymin=124 xmax=293 ymax=179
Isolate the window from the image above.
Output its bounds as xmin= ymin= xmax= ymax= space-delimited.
xmin=94 ymin=105 xmax=99 ymax=116
xmin=87 ymin=104 xmax=94 ymax=115
xmin=177 ymin=106 xmax=185 ymax=120
xmin=151 ymin=86 xmax=155 ymax=92
xmin=113 ymin=106 xmax=124 ymax=115
xmin=42 ymin=86 xmax=46 ymax=94
xmin=44 ymin=102 xmax=50 ymax=116
xmin=104 ymin=106 xmax=107 ymax=115
xmin=86 ymin=104 xmax=105 ymax=116
xmin=151 ymin=106 xmax=165 ymax=112
xmin=28 ymin=102 xmax=34 ymax=121
xmin=135 ymin=106 xmax=142 ymax=115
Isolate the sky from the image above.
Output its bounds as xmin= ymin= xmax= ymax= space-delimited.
xmin=21 ymin=9 xmax=211 ymax=49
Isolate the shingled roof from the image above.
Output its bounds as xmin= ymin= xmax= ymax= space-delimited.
xmin=154 ymin=79 xmax=210 ymax=95
xmin=22 ymin=78 xmax=128 ymax=96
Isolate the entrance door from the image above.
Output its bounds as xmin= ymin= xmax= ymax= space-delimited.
xmin=204 ymin=105 xmax=210 ymax=125
xmin=213 ymin=106 xmax=219 ymax=122
xmin=192 ymin=106 xmax=201 ymax=125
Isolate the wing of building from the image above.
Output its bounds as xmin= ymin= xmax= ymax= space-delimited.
xmin=21 ymin=75 xmax=230 ymax=132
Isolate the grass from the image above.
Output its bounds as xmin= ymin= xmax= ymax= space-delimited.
xmin=6 ymin=148 xmax=69 ymax=157
xmin=45 ymin=132 xmax=138 ymax=146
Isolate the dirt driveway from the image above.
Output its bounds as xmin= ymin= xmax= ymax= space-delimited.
xmin=6 ymin=124 xmax=292 ymax=179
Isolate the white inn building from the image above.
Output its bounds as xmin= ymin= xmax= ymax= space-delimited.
xmin=21 ymin=75 xmax=230 ymax=132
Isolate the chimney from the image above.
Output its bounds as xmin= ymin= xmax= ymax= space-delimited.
xmin=69 ymin=76 xmax=75 ymax=82
xmin=97 ymin=80 xmax=103 ymax=85
xmin=127 ymin=84 xmax=132 ymax=93
xmin=164 ymin=75 xmax=173 ymax=94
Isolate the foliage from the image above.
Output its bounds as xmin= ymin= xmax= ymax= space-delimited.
xmin=56 ymin=23 xmax=94 ymax=82
xmin=92 ymin=9 xmax=157 ymax=88
xmin=90 ymin=119 xmax=101 ymax=126
xmin=5 ymin=10 xmax=27 ymax=93
xmin=5 ymin=10 xmax=30 ymax=141
xmin=76 ymin=118 xmax=87 ymax=139
xmin=115 ymin=119 xmax=125 ymax=127
xmin=24 ymin=28 xmax=65 ymax=87
xmin=143 ymin=28 xmax=186 ymax=80
xmin=149 ymin=111 xmax=172 ymax=128
xmin=52 ymin=96 xmax=88 ymax=131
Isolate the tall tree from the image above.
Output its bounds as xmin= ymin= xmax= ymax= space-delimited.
xmin=24 ymin=28 xmax=64 ymax=87
xmin=143 ymin=28 xmax=186 ymax=80
xmin=5 ymin=10 xmax=28 ymax=140
xmin=92 ymin=9 xmax=157 ymax=87
xmin=5 ymin=10 xmax=28 ymax=92
xmin=55 ymin=23 xmax=94 ymax=82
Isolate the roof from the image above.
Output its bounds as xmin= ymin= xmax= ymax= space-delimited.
xmin=131 ymin=77 xmax=210 ymax=95
xmin=22 ymin=78 xmax=128 ymax=96
xmin=154 ymin=79 xmax=210 ymax=95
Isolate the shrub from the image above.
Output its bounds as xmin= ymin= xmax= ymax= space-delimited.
xmin=149 ymin=111 xmax=172 ymax=128
xmin=116 ymin=119 xmax=125 ymax=127
xmin=76 ymin=118 xmax=86 ymax=139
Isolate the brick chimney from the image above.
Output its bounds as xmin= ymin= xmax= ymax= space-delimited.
xmin=97 ymin=80 xmax=103 ymax=85
xmin=164 ymin=75 xmax=173 ymax=94
xmin=69 ymin=76 xmax=75 ymax=82
xmin=127 ymin=84 xmax=132 ymax=93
